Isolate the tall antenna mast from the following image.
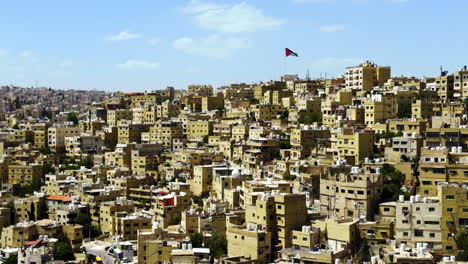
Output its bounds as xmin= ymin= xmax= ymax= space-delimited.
xmin=305 ymin=69 xmax=311 ymax=81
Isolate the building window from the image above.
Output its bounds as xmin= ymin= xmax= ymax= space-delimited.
xmin=446 ymin=195 xmax=454 ymax=200
xmin=414 ymin=230 xmax=424 ymax=237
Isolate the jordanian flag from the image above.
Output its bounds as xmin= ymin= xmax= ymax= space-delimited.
xmin=285 ymin=48 xmax=298 ymax=57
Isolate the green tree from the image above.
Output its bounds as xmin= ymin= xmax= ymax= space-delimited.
xmin=302 ymin=112 xmax=321 ymax=124
xmin=38 ymin=147 xmax=52 ymax=155
xmin=4 ymin=254 xmax=18 ymax=264
xmin=17 ymin=183 xmax=39 ymax=197
xmin=192 ymin=195 xmax=204 ymax=207
xmin=38 ymin=198 xmax=49 ymax=220
xmin=284 ymin=171 xmax=296 ymax=181
xmin=79 ymin=156 xmax=94 ymax=169
xmin=54 ymin=239 xmax=75 ymax=261
xmin=281 ymin=109 xmax=289 ymax=119
xmin=74 ymin=213 xmax=101 ymax=238
xmin=190 ymin=232 xmax=204 ymax=247
xmin=208 ymin=233 xmax=227 ymax=258
xmin=456 ymin=231 xmax=468 ymax=260
xmin=67 ymin=112 xmax=79 ymax=124
xmin=397 ymin=104 xmax=411 ymax=118
xmin=41 ymin=109 xmax=52 ymax=119
xmin=200 ymin=191 xmax=210 ymax=199
xmin=168 ymin=215 xmax=181 ymax=225
xmin=41 ymin=163 xmax=55 ymax=181
xmin=381 ymin=164 xmax=407 ymax=202
xmin=249 ymin=98 xmax=259 ymax=104
xmin=215 ymin=106 xmax=225 ymax=113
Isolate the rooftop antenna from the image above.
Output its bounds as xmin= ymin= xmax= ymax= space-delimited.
xmin=440 ymin=66 xmax=448 ymax=77
xmin=305 ymin=69 xmax=311 ymax=81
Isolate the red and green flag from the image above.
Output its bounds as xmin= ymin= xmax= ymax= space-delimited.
xmin=285 ymin=48 xmax=298 ymax=57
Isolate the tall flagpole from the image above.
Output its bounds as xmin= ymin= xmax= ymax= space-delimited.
xmin=284 ymin=56 xmax=287 ymax=76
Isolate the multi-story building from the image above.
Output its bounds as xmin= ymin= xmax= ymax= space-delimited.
xmin=437 ymin=183 xmax=468 ymax=255
xmin=336 ymin=131 xmax=374 ymax=165
xmin=188 ymin=120 xmax=214 ymax=140
xmin=425 ymin=127 xmax=468 ymax=150
xmin=7 ymin=163 xmax=41 ymax=186
xmin=47 ymin=125 xmax=80 ymax=152
xmin=188 ymin=85 xmax=213 ymax=97
xmin=453 ymin=66 xmax=468 ymax=98
xmin=395 ymin=195 xmax=443 ymax=252
xmin=345 ymin=61 xmax=391 ymax=91
xmin=320 ymin=168 xmax=383 ymax=220
xmin=107 ymin=109 xmax=133 ymax=126
xmin=363 ymin=93 xmax=397 ymax=125
xmin=418 ymin=148 xmax=468 ymax=197
xmin=290 ymin=127 xmax=331 ymax=160
xmin=226 ymin=225 xmax=272 ymax=264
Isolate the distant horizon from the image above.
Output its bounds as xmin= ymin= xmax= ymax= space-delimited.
xmin=2 ymin=63 xmax=466 ymax=93
xmin=1 ymin=0 xmax=467 ymax=91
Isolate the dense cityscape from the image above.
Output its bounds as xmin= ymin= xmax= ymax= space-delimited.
xmin=0 ymin=61 xmax=467 ymax=264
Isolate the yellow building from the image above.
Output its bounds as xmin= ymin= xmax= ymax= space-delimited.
xmin=202 ymin=94 xmax=224 ymax=112
xmin=14 ymin=196 xmax=44 ymax=222
xmin=107 ymin=109 xmax=133 ymax=126
xmin=434 ymin=75 xmax=454 ymax=101
xmin=425 ymin=127 xmax=468 ymax=150
xmin=117 ymin=123 xmax=151 ymax=144
xmin=453 ymin=67 xmax=468 ymax=98
xmin=364 ymin=93 xmax=396 ymax=125
xmin=137 ymin=237 xmax=174 ymax=264
xmin=148 ymin=121 xmax=184 ymax=147
xmin=320 ymin=169 xmax=383 ymax=220
xmin=345 ymin=61 xmax=390 ymax=91
xmin=251 ymin=104 xmax=283 ymax=121
xmin=7 ymin=163 xmax=41 ymax=186
xmin=1 ymin=222 xmax=38 ymax=248
xmin=227 ymin=225 xmax=272 ymax=264
xmin=395 ymin=196 xmax=442 ymax=252
xmin=437 ymin=182 xmax=468 ymax=255
xmin=388 ymin=120 xmax=427 ymax=136
xmin=336 ymin=131 xmax=374 ymax=165
xmin=99 ymin=199 xmax=136 ymax=234
xmin=188 ymin=85 xmax=213 ymax=96
xmin=190 ymin=165 xmax=213 ymax=196
xmin=418 ymin=148 xmax=468 ymax=197
xmin=290 ymin=128 xmax=331 ymax=160
xmin=187 ymin=120 xmax=214 ymax=140
xmin=62 ymin=224 xmax=84 ymax=251
xmin=47 ymin=126 xmax=80 ymax=152
xmin=112 ymin=212 xmax=152 ymax=240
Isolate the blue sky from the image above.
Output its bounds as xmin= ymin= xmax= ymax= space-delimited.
xmin=0 ymin=0 xmax=467 ymax=91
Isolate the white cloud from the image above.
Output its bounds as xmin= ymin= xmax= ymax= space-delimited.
xmin=147 ymin=38 xmax=161 ymax=46
xmin=107 ymin=31 xmax=141 ymax=41
xmin=19 ymin=50 xmax=33 ymax=57
xmin=0 ymin=49 xmax=7 ymax=56
xmin=173 ymin=35 xmax=250 ymax=58
xmin=116 ymin=60 xmax=160 ymax=70
xmin=184 ymin=0 xmax=284 ymax=33
xmin=319 ymin=24 xmax=345 ymax=33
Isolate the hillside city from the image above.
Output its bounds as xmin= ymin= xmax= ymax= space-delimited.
xmin=0 ymin=61 xmax=468 ymax=264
